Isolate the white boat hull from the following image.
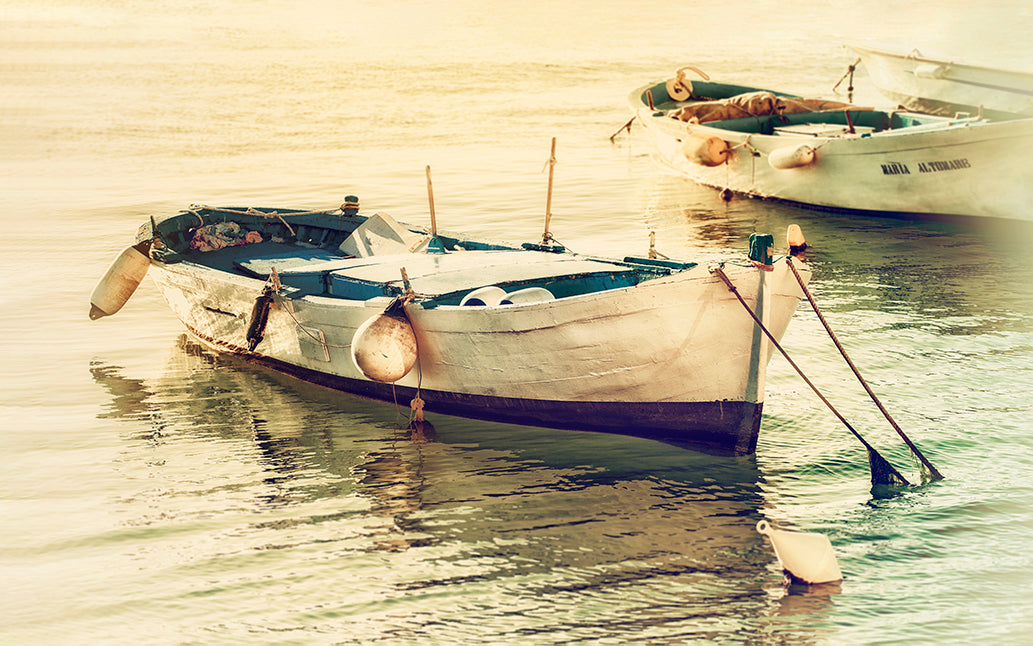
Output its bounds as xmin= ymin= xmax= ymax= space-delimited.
xmin=635 ymin=93 xmax=1033 ymax=221
xmin=149 ymin=253 xmax=806 ymax=455
xmin=849 ymin=42 xmax=1033 ymax=118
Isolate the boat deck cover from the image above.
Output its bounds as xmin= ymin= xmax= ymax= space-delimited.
xmin=266 ymin=249 xmax=640 ymax=299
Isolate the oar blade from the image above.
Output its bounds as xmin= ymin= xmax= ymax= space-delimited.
xmin=867 ymin=446 xmax=909 ymax=487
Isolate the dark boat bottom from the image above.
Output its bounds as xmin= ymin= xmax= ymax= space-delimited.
xmin=191 ymin=329 xmax=763 ymax=457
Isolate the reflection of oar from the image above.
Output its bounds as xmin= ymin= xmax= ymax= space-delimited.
xmin=89 ymin=240 xmax=152 ymax=320
xmin=424 ymin=165 xmax=446 ymax=254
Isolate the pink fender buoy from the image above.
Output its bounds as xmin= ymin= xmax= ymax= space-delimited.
xmin=756 ymin=520 xmax=842 ymax=585
xmin=351 ymin=312 xmax=418 ymax=383
xmin=768 ymin=144 xmax=817 ymax=170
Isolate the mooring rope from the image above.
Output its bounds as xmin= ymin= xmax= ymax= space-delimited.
xmin=182 ymin=204 xmax=342 ymax=237
xmin=785 ymin=257 xmax=944 ymax=481
xmin=711 ymin=264 xmax=909 ymax=486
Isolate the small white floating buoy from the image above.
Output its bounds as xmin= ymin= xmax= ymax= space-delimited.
xmin=500 ymin=287 xmax=554 ymax=306
xmin=459 ymin=285 xmax=507 ymax=307
xmin=756 ymin=520 xmax=842 ymax=585
xmin=768 ymin=144 xmax=817 ymax=170
xmin=682 ymin=135 xmax=731 ymax=167
xmin=89 ymin=241 xmax=152 ymax=320
xmin=351 ymin=312 xmax=418 ymax=383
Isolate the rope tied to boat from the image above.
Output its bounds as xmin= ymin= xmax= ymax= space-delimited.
xmin=183 ymin=204 xmax=347 ymax=237
xmin=710 ymin=263 xmax=910 ymax=487
xmin=387 ymin=267 xmax=429 ymax=437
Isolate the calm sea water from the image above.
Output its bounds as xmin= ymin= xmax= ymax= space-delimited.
xmin=4 ymin=1 xmax=1033 ymax=644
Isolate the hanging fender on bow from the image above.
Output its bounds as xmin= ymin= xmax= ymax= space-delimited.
xmin=89 ymin=240 xmax=153 ymax=320
xmin=351 ymin=296 xmax=418 ymax=383
xmin=245 ymin=283 xmax=277 ymax=351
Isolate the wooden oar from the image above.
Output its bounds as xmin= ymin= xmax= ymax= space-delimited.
xmin=786 ymin=257 xmax=943 ymax=481
xmin=712 ymin=264 xmax=909 ymax=487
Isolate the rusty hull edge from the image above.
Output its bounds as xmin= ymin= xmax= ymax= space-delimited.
xmin=195 ymin=331 xmax=763 ymax=456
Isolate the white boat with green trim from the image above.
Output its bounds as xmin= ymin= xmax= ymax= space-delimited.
xmin=629 ymin=67 xmax=1033 ymax=221
xmin=90 ymin=198 xmax=809 ymax=455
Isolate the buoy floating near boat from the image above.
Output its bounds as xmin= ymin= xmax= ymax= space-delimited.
xmin=787 ymin=224 xmax=807 ymax=256
xmin=756 ymin=520 xmax=843 ymax=585
xmin=351 ymin=307 xmax=418 ymax=383
xmin=89 ymin=240 xmax=152 ymax=320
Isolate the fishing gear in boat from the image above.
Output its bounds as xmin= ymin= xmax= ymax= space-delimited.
xmin=710 ymin=233 xmax=910 ymax=487
xmin=611 ymin=65 xmax=709 ymax=141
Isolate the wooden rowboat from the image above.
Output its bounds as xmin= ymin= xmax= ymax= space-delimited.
xmin=91 ymin=198 xmax=809 ymax=455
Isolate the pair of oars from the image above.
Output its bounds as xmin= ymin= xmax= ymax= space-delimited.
xmin=712 ymin=252 xmax=942 ymax=488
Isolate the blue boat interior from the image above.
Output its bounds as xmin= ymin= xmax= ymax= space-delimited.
xmin=148 ymin=206 xmax=694 ymax=307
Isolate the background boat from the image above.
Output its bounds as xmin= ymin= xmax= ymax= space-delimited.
xmin=849 ymin=40 xmax=1033 ymax=118
xmin=630 ymin=76 xmax=1033 ymax=221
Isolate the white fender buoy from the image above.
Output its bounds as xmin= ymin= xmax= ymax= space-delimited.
xmin=459 ymin=285 xmax=506 ymax=307
xmin=351 ymin=312 xmax=418 ymax=383
xmin=768 ymin=144 xmax=817 ymax=170
xmin=89 ymin=241 xmax=152 ymax=320
xmin=500 ymin=287 xmax=555 ymax=306
xmin=756 ymin=520 xmax=842 ymax=585
xmin=915 ymin=63 xmax=948 ymax=80
xmin=682 ymin=135 xmax=731 ymax=167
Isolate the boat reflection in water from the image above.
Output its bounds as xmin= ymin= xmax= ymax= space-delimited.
xmin=90 ymin=335 xmax=839 ymax=643
xmin=639 ymin=171 xmax=1033 ymax=330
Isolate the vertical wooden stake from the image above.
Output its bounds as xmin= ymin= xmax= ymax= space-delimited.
xmin=425 ymin=165 xmax=437 ymax=236
xmin=542 ymin=137 xmax=557 ymax=244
